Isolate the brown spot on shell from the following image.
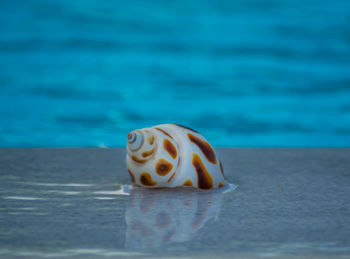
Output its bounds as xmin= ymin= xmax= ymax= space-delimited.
xmin=148 ymin=135 xmax=155 ymax=145
xmin=183 ymin=179 xmax=193 ymax=187
xmin=173 ymin=124 xmax=199 ymax=133
xmin=156 ymin=159 xmax=173 ymax=176
xmin=128 ymin=169 xmax=136 ymax=183
xmin=219 ymin=160 xmax=224 ymax=177
xmin=218 ymin=182 xmax=226 ymax=188
xmin=167 ymin=156 xmax=180 ymax=183
xmin=155 ymin=127 xmax=173 ymax=139
xmin=167 ymin=171 xmax=176 ymax=183
xmin=163 ymin=139 xmax=177 ymax=159
xmin=142 ymin=148 xmax=155 ymax=158
xmin=140 ymin=172 xmax=157 ymax=186
xmin=188 ymin=133 xmax=217 ymax=164
xmin=131 ymin=155 xmax=147 ymax=164
xmin=192 ymin=153 xmax=213 ymax=190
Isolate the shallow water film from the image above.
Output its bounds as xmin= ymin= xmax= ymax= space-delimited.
xmin=1 ymin=148 xmax=350 ymax=258
xmin=0 ymin=0 xmax=350 ymax=147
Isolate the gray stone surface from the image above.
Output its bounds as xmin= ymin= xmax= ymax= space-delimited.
xmin=0 ymin=148 xmax=350 ymax=258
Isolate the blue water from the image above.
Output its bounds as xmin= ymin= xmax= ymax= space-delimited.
xmin=0 ymin=0 xmax=349 ymax=147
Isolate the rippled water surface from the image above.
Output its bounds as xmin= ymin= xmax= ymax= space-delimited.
xmin=0 ymin=0 xmax=349 ymax=147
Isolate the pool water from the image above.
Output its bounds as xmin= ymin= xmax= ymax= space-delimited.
xmin=0 ymin=0 xmax=349 ymax=147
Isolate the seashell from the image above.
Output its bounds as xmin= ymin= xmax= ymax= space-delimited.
xmin=126 ymin=124 xmax=228 ymax=189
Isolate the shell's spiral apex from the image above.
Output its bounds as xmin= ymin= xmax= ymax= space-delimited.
xmin=126 ymin=124 xmax=231 ymax=190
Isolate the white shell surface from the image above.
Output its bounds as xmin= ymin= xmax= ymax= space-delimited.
xmin=126 ymin=124 xmax=227 ymax=189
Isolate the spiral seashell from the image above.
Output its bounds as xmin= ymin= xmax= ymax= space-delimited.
xmin=126 ymin=124 xmax=228 ymax=189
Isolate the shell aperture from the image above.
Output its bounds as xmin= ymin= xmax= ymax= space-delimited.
xmin=126 ymin=124 xmax=228 ymax=190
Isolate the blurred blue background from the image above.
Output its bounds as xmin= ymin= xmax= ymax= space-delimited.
xmin=0 ymin=0 xmax=349 ymax=147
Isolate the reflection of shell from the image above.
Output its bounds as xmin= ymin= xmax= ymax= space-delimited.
xmin=125 ymin=188 xmax=223 ymax=251
xmin=126 ymin=124 xmax=227 ymax=189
